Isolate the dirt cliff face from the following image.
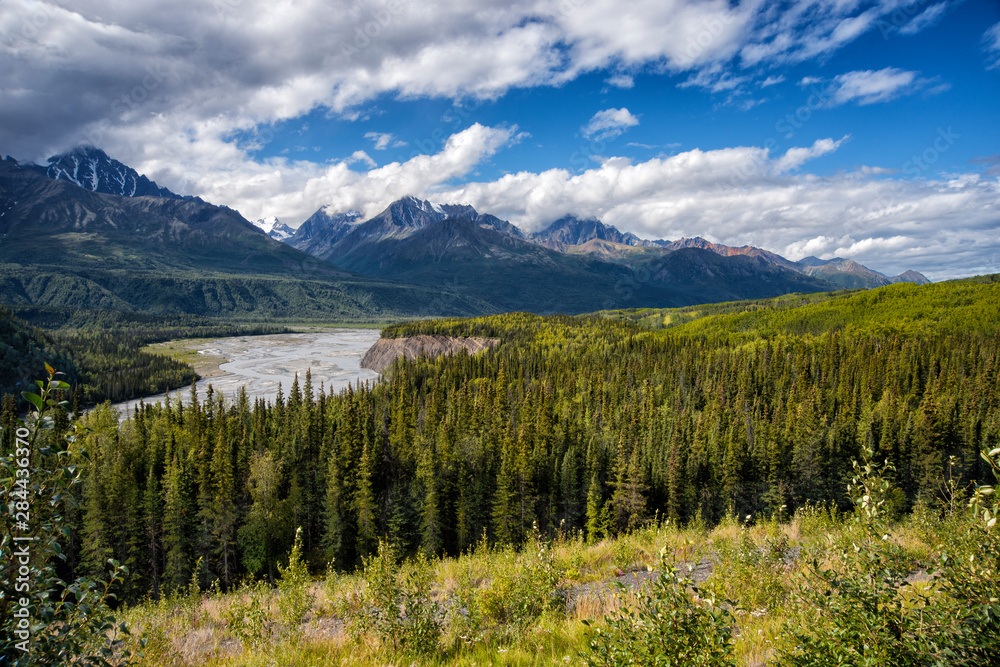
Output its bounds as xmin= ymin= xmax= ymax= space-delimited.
xmin=360 ymin=335 xmax=499 ymax=373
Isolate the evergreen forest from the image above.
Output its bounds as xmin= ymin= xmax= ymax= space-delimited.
xmin=2 ymin=278 xmax=997 ymax=599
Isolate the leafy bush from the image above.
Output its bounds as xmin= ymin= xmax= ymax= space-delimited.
xmin=706 ymin=517 xmax=789 ymax=613
xmin=1 ymin=365 xmax=137 ymax=666
xmin=222 ymin=578 xmax=272 ymax=650
xmin=275 ymin=527 xmax=313 ymax=632
xmin=779 ymin=447 xmax=1000 ymax=667
xmin=581 ymin=547 xmax=736 ymax=667
xmin=351 ymin=539 xmax=442 ymax=655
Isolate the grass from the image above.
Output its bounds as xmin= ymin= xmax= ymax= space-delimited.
xmin=108 ymin=501 xmax=986 ymax=667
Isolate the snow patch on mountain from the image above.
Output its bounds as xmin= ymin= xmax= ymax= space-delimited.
xmin=32 ymin=146 xmax=182 ymax=199
xmin=252 ymin=216 xmax=295 ymax=241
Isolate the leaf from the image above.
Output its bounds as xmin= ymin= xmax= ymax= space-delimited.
xmin=44 ymin=362 xmax=54 ymax=375
xmin=21 ymin=391 xmax=43 ymax=410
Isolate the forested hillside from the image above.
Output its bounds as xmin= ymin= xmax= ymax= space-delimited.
xmin=5 ymin=277 xmax=996 ymax=603
xmin=0 ymin=307 xmax=289 ymax=405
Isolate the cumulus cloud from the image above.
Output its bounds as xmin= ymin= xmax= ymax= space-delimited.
xmin=162 ymin=123 xmax=519 ymax=224
xmin=0 ymin=0 xmax=940 ymax=164
xmin=434 ymin=139 xmax=1000 ymax=280
xmin=581 ymin=108 xmax=639 ymax=141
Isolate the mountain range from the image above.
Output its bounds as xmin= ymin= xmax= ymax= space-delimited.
xmin=0 ymin=153 xmax=486 ymax=320
xmin=285 ymin=196 xmax=928 ymax=295
xmin=0 ymin=147 xmax=929 ymax=321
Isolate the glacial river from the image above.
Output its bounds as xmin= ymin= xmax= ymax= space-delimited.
xmin=113 ymin=329 xmax=382 ymax=418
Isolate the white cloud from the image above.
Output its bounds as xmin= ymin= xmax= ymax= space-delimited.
xmin=760 ymin=75 xmax=785 ymax=87
xmin=899 ymin=2 xmax=950 ymax=36
xmin=829 ymin=67 xmax=919 ymax=106
xmin=606 ymin=74 xmax=634 ymax=88
xmin=0 ymin=1 xmax=993 ymax=280
xmin=0 ymin=0 xmax=943 ymax=164
xmin=581 ymin=108 xmax=639 ymax=141
xmin=145 ymin=123 xmax=519 ymax=224
xmin=984 ymin=22 xmax=1000 ymax=70
xmin=434 ymin=140 xmax=1000 ymax=280
xmin=774 ymin=137 xmax=847 ymax=172
xmin=347 ymin=150 xmax=376 ymax=168
xmin=364 ymin=131 xmax=406 ymax=150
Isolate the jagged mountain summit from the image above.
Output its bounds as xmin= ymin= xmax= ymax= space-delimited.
xmin=253 ymin=216 xmax=296 ymax=241
xmin=530 ymin=214 xmax=655 ymax=249
xmin=24 ymin=146 xmax=183 ymax=199
xmin=795 ymin=256 xmax=930 ymax=287
xmin=289 ymin=195 xmax=525 ymax=261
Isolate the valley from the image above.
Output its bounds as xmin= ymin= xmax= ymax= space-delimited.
xmin=1 ymin=147 xmax=995 ymax=667
xmin=4 ymin=2 xmax=998 ymax=663
xmin=112 ymin=329 xmax=382 ymax=417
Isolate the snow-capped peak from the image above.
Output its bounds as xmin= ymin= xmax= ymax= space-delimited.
xmin=252 ymin=216 xmax=294 ymax=241
xmin=34 ymin=146 xmax=181 ymax=199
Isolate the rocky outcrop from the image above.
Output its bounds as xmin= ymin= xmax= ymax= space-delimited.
xmin=360 ymin=335 xmax=499 ymax=372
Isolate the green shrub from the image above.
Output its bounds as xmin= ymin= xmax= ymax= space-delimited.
xmin=475 ymin=537 xmax=566 ymax=635
xmin=222 ymin=578 xmax=272 ymax=650
xmin=581 ymin=547 xmax=736 ymax=667
xmin=1 ymin=366 xmax=138 ymax=666
xmin=351 ymin=539 xmax=442 ymax=656
xmin=779 ymin=447 xmax=999 ymax=667
xmin=275 ymin=527 xmax=313 ymax=632
xmin=707 ymin=517 xmax=789 ymax=613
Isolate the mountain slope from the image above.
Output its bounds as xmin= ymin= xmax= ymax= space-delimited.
xmin=0 ymin=157 xmax=331 ymax=275
xmin=326 ymin=215 xmax=666 ymax=313
xmin=658 ymin=237 xmax=802 ymax=271
xmin=288 ymin=207 xmax=366 ymax=256
xmin=643 ymin=248 xmax=837 ymax=303
xmin=0 ymin=159 xmax=487 ymax=320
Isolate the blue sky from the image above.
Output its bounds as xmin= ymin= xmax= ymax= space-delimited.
xmin=252 ymin=1 xmax=998 ymax=184
xmin=1 ymin=0 xmax=998 ymax=279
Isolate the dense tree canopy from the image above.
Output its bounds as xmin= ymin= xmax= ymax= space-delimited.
xmin=2 ymin=278 xmax=997 ymax=602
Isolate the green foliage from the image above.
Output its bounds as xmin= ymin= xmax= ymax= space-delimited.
xmin=582 ymin=547 xmax=737 ymax=667
xmin=275 ymin=527 xmax=313 ymax=631
xmin=222 ymin=578 xmax=273 ymax=650
xmin=657 ymin=278 xmax=1000 ymax=341
xmin=1 ymin=306 xmax=292 ymax=406
xmin=778 ymin=447 xmax=999 ymax=666
xmin=1 ymin=366 xmax=138 ymax=666
xmin=466 ymin=534 xmax=567 ymax=641
xmin=0 ymin=307 xmax=81 ymax=399
xmin=351 ymin=539 xmax=443 ymax=655
xmin=706 ymin=518 xmax=789 ymax=613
